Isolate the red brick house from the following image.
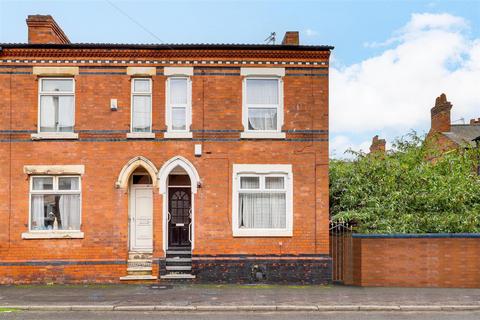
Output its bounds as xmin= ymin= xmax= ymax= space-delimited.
xmin=0 ymin=15 xmax=333 ymax=284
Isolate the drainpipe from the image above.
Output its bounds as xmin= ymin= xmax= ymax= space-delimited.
xmin=474 ymin=136 xmax=480 ymax=175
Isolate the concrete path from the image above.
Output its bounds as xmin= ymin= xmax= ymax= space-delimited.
xmin=0 ymin=284 xmax=478 ymax=312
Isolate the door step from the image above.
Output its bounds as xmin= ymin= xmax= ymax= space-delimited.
xmin=166 ymin=257 xmax=191 ymax=263
xmin=120 ymin=275 xmax=157 ymax=281
xmin=166 ymin=265 xmax=191 ymax=271
xmin=161 ymin=274 xmax=196 ymax=279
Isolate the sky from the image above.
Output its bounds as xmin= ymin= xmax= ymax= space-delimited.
xmin=1 ymin=0 xmax=479 ymax=158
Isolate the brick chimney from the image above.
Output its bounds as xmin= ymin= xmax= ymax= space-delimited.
xmin=369 ymin=135 xmax=386 ymax=154
xmin=470 ymin=118 xmax=480 ymax=125
xmin=26 ymin=15 xmax=70 ymax=44
xmin=430 ymin=93 xmax=452 ymax=133
xmin=282 ymin=31 xmax=299 ymax=45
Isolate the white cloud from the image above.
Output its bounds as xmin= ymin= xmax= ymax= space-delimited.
xmin=330 ymin=135 xmax=371 ymax=159
xmin=330 ymin=12 xmax=480 ymax=141
xmin=305 ymin=28 xmax=318 ymax=37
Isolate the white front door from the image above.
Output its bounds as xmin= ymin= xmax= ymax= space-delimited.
xmin=130 ymin=187 xmax=153 ymax=252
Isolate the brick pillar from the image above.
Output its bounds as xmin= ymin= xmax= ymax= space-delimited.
xmin=281 ymin=31 xmax=299 ymax=45
xmin=369 ymin=135 xmax=386 ymax=154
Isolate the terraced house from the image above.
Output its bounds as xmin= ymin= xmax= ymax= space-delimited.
xmin=0 ymin=15 xmax=332 ymax=284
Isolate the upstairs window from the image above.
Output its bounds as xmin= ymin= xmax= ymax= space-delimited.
xmin=39 ymin=78 xmax=75 ymax=133
xmin=131 ymin=78 xmax=152 ymax=133
xmin=30 ymin=176 xmax=81 ymax=231
xmin=166 ymin=77 xmax=192 ymax=133
xmin=244 ymin=78 xmax=281 ymax=131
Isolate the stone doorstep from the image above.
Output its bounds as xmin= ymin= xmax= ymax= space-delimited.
xmin=4 ymin=305 xmax=480 ymax=312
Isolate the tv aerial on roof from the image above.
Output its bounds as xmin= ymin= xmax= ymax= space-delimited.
xmin=264 ymin=32 xmax=276 ymax=45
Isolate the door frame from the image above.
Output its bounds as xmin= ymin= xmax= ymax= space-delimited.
xmin=158 ymin=156 xmax=200 ymax=253
xmin=129 ymin=182 xmax=153 ymax=252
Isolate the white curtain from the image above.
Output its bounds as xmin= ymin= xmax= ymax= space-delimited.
xmin=40 ymin=96 xmax=55 ymax=131
xmin=248 ymin=108 xmax=277 ymax=130
xmin=246 ymin=79 xmax=278 ymax=105
xmin=58 ymin=96 xmax=74 ymax=132
xmin=172 ymin=107 xmax=186 ymax=130
xmin=59 ymin=195 xmax=81 ymax=230
xmin=132 ymin=95 xmax=151 ymax=132
xmin=239 ymin=193 xmax=286 ymax=229
xmin=170 ymin=78 xmax=188 ymax=105
xmin=31 ymin=195 xmax=45 ymax=230
xmin=241 ymin=177 xmax=259 ymax=189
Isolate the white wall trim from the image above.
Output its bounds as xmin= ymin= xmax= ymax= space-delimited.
xmin=164 ymin=67 xmax=194 ymax=76
xmin=33 ymin=66 xmax=79 ymax=76
xmin=240 ymin=67 xmax=285 ymax=77
xmin=24 ymin=165 xmax=85 ymax=175
xmin=240 ymin=132 xmax=286 ymax=139
xmin=232 ymin=164 xmax=293 ymax=237
xmin=163 ymin=132 xmax=193 ymax=139
xmin=126 ymin=132 xmax=155 ymax=139
xmin=22 ymin=231 xmax=84 ymax=239
xmin=116 ymin=156 xmax=158 ymax=189
xmin=31 ymin=132 xmax=79 ymax=140
xmin=126 ymin=67 xmax=156 ymax=76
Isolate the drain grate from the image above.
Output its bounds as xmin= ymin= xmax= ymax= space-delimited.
xmin=149 ymin=284 xmax=173 ymax=290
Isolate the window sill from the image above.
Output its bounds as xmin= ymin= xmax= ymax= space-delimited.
xmin=163 ymin=132 xmax=193 ymax=139
xmin=126 ymin=132 xmax=155 ymax=139
xmin=22 ymin=231 xmax=84 ymax=239
xmin=240 ymin=132 xmax=286 ymax=139
xmin=31 ymin=132 xmax=79 ymax=140
xmin=233 ymin=228 xmax=292 ymax=237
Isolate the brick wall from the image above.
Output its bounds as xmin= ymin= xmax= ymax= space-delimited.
xmin=343 ymin=235 xmax=480 ymax=288
xmin=0 ymin=47 xmax=331 ymax=283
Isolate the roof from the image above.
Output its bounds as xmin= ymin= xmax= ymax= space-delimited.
xmin=0 ymin=43 xmax=334 ymax=51
xmin=442 ymin=124 xmax=480 ymax=148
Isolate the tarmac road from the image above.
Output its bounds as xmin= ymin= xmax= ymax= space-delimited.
xmin=1 ymin=311 xmax=480 ymax=320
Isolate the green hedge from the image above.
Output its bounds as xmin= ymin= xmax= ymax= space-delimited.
xmin=330 ymin=132 xmax=480 ymax=233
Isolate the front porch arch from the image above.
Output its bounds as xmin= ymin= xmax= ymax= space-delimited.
xmin=157 ymin=156 xmax=200 ymax=194
xmin=115 ymin=156 xmax=158 ymax=189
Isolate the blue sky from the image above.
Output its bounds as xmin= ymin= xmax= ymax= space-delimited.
xmin=1 ymin=0 xmax=479 ymax=157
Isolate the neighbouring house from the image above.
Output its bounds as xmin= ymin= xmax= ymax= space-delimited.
xmin=427 ymin=93 xmax=480 ymax=152
xmin=368 ymin=93 xmax=480 ymax=156
xmin=0 ymin=15 xmax=333 ymax=284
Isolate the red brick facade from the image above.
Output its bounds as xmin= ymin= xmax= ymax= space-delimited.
xmin=0 ymin=16 xmax=332 ymax=283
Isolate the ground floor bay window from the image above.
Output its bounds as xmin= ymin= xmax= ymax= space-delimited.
xmin=232 ymin=164 xmax=293 ymax=237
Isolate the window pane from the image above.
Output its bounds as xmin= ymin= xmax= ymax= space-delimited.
xmin=41 ymin=79 xmax=73 ymax=92
xmin=133 ymin=79 xmax=151 ymax=93
xmin=31 ymin=194 xmax=81 ymax=231
xmin=246 ymin=79 xmax=278 ymax=105
xmin=132 ymin=95 xmax=151 ymax=132
xmin=32 ymin=177 xmax=53 ymax=190
xmin=248 ymin=108 xmax=277 ymax=130
xmin=169 ymin=78 xmax=188 ymax=105
xmin=171 ymin=107 xmax=186 ymax=130
xmin=239 ymin=193 xmax=286 ymax=229
xmin=265 ymin=177 xmax=284 ymax=189
xmin=40 ymin=95 xmax=74 ymax=132
xmin=240 ymin=177 xmax=260 ymax=189
xmin=58 ymin=177 xmax=80 ymax=190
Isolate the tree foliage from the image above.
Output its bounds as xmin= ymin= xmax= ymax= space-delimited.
xmin=330 ymin=132 xmax=480 ymax=233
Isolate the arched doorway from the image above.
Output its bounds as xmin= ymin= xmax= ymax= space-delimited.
xmin=158 ymin=156 xmax=200 ymax=252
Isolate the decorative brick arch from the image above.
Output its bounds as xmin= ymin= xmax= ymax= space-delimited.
xmin=115 ymin=156 xmax=158 ymax=189
xmin=157 ymin=156 xmax=201 ymax=194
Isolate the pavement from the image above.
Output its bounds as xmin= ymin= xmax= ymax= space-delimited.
xmin=0 ymin=284 xmax=479 ymax=312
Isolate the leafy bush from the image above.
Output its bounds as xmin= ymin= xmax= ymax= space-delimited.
xmin=330 ymin=132 xmax=480 ymax=233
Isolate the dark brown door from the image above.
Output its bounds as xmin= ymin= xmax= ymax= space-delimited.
xmin=168 ymin=188 xmax=191 ymax=248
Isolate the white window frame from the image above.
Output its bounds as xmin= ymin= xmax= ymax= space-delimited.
xmin=240 ymin=68 xmax=285 ymax=139
xmin=128 ymin=78 xmax=155 ymax=139
xmin=232 ymin=164 xmax=293 ymax=237
xmin=22 ymin=175 xmax=83 ymax=239
xmin=165 ymin=74 xmax=193 ymax=139
xmin=32 ymin=77 xmax=78 ymax=140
